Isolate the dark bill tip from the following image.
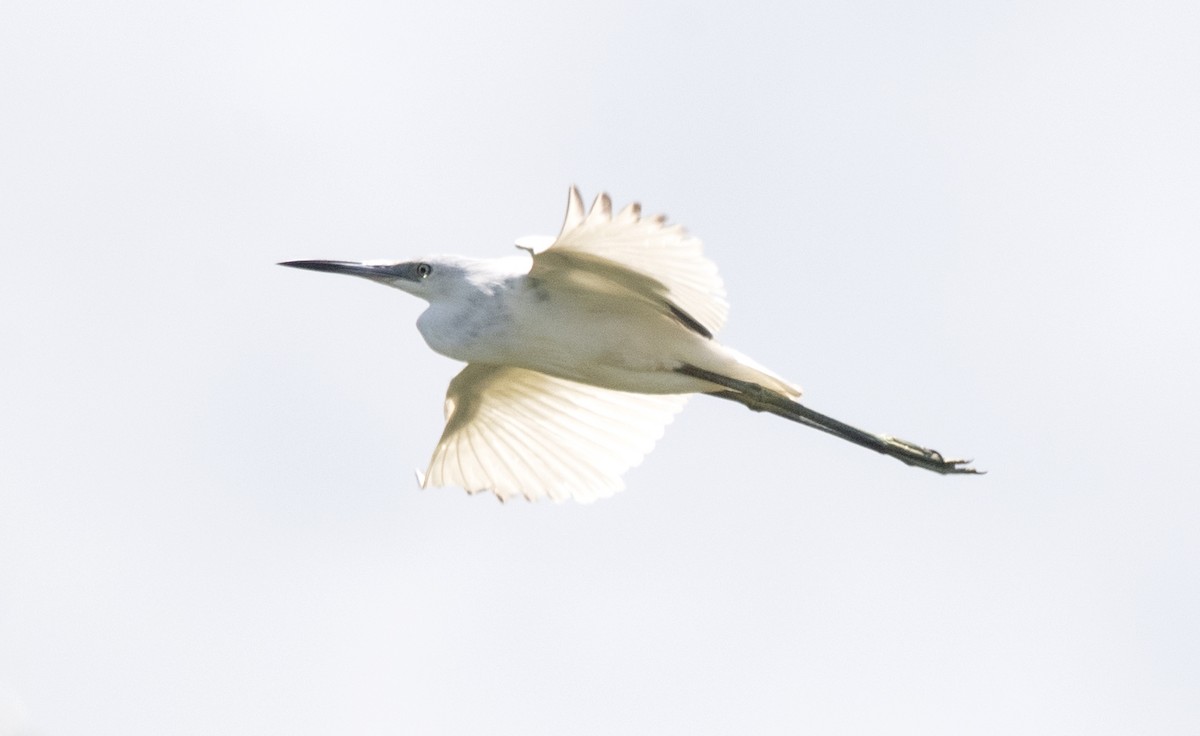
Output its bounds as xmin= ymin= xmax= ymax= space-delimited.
xmin=278 ymin=259 xmax=423 ymax=282
xmin=278 ymin=259 xmax=370 ymax=275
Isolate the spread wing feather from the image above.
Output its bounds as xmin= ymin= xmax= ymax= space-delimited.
xmin=530 ymin=187 xmax=729 ymax=337
xmin=423 ymin=364 xmax=689 ymax=502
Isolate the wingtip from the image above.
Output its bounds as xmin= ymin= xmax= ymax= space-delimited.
xmin=590 ymin=192 xmax=612 ymax=221
xmin=616 ymin=201 xmax=642 ymax=224
xmin=562 ymin=185 xmax=586 ymax=234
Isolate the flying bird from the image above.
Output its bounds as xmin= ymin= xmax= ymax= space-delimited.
xmin=281 ymin=187 xmax=979 ymax=502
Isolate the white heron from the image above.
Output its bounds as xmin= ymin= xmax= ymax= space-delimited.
xmin=281 ymin=187 xmax=979 ymax=502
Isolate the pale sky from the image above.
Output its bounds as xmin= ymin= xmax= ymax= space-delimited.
xmin=2 ymin=1 xmax=1198 ymax=734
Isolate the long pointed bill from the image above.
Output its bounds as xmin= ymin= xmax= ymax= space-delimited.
xmin=277 ymin=260 xmax=423 ymax=282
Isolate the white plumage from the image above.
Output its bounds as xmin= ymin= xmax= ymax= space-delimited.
xmin=281 ymin=187 xmax=979 ymax=502
xmin=424 ymin=364 xmax=688 ymax=502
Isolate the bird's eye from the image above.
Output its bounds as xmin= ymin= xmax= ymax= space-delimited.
xmin=417 ymin=263 xmax=432 ymax=279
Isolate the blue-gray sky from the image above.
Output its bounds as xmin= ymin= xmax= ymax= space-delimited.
xmin=2 ymin=1 xmax=1198 ymax=733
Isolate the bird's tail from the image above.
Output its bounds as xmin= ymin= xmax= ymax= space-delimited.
xmin=711 ymin=346 xmax=803 ymax=398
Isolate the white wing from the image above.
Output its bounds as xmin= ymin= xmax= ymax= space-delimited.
xmin=423 ymin=364 xmax=689 ymax=503
xmin=530 ymin=187 xmax=729 ymax=338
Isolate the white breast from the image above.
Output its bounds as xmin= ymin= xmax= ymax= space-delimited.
xmin=415 ymin=294 xmax=513 ymax=363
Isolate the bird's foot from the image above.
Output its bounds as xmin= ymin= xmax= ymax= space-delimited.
xmin=879 ymin=435 xmax=983 ymax=475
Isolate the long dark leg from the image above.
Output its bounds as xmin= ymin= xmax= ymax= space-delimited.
xmin=676 ymin=364 xmax=981 ymax=475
